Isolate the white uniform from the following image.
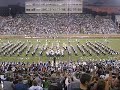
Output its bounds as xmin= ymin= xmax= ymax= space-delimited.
xmin=29 ymin=86 xmax=43 ymax=90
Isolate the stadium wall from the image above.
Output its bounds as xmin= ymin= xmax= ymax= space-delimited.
xmin=0 ymin=34 xmax=120 ymax=39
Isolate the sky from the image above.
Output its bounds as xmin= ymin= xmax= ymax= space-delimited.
xmin=0 ymin=0 xmax=120 ymax=7
xmin=85 ymin=0 xmax=120 ymax=6
xmin=0 ymin=0 xmax=25 ymax=6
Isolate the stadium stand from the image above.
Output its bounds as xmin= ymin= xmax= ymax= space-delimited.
xmin=0 ymin=14 xmax=119 ymax=36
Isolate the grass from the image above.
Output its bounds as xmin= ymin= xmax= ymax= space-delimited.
xmin=0 ymin=38 xmax=120 ymax=63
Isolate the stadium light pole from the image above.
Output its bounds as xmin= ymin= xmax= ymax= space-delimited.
xmin=9 ymin=8 xmax=11 ymax=16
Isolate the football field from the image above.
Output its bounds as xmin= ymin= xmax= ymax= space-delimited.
xmin=0 ymin=37 xmax=120 ymax=63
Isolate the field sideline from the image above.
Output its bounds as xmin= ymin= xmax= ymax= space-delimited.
xmin=0 ymin=34 xmax=120 ymax=63
xmin=0 ymin=34 xmax=120 ymax=39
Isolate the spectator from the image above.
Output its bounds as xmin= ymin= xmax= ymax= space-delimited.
xmin=29 ymin=80 xmax=43 ymax=90
xmin=3 ymin=77 xmax=13 ymax=90
xmin=14 ymin=76 xmax=28 ymax=90
xmin=111 ymin=76 xmax=120 ymax=90
xmin=95 ymin=79 xmax=105 ymax=90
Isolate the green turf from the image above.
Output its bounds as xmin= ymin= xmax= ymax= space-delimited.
xmin=0 ymin=38 xmax=120 ymax=63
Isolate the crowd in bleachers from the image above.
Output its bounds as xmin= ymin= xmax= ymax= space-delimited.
xmin=0 ymin=14 xmax=119 ymax=36
xmin=0 ymin=60 xmax=120 ymax=90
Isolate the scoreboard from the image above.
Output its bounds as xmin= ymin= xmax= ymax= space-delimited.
xmin=25 ymin=0 xmax=83 ymax=13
